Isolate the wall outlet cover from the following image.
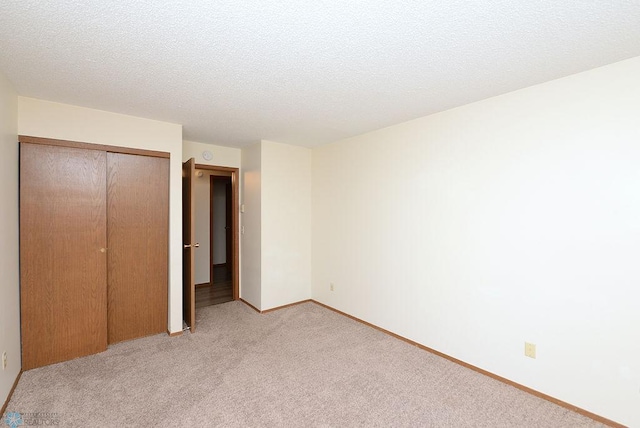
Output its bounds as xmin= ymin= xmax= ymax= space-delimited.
xmin=525 ymin=342 xmax=536 ymax=359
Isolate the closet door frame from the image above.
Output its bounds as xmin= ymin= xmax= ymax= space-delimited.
xmin=19 ymin=135 xmax=170 ymax=159
xmin=19 ymin=135 xmax=170 ymax=368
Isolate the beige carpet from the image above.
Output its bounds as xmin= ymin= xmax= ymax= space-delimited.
xmin=6 ymin=301 xmax=604 ymax=427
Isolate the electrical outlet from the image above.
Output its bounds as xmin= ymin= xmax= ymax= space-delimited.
xmin=524 ymin=342 xmax=536 ymax=359
xmin=330 ymin=283 xmax=334 ymax=292
xmin=2 ymin=351 xmax=7 ymax=370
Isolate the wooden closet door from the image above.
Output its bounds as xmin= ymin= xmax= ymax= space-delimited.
xmin=107 ymin=153 xmax=169 ymax=343
xmin=20 ymin=143 xmax=108 ymax=370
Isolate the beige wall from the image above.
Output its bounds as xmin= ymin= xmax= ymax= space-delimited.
xmin=261 ymin=140 xmax=312 ymax=309
xmin=240 ymin=142 xmax=262 ymax=308
xmin=193 ymin=169 xmax=212 ymax=285
xmin=18 ymin=97 xmax=184 ymax=334
xmin=192 ymin=170 xmax=229 ymax=284
xmin=0 ymin=71 xmax=20 ymax=409
xmin=312 ymin=56 xmax=640 ymax=426
xmin=183 ymin=140 xmax=241 ymax=167
xmin=240 ymin=141 xmax=312 ymax=310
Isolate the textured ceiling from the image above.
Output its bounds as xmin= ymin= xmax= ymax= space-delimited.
xmin=1 ymin=1 xmax=639 ymax=148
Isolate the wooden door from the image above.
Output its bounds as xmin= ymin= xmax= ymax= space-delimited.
xmin=20 ymin=143 xmax=108 ymax=369
xmin=107 ymin=153 xmax=169 ymax=343
xmin=182 ymin=158 xmax=196 ymax=332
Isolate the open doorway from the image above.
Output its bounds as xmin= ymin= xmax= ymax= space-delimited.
xmin=193 ymin=165 xmax=239 ymax=309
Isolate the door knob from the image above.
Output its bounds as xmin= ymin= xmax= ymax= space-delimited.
xmin=183 ymin=243 xmax=200 ymax=249
xmin=100 ymin=248 xmax=108 ymax=253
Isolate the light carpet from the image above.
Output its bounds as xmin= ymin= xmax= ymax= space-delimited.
xmin=6 ymin=301 xmax=605 ymax=427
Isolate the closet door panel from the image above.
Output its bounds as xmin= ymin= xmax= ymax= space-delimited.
xmin=20 ymin=143 xmax=108 ymax=369
xmin=107 ymin=153 xmax=169 ymax=343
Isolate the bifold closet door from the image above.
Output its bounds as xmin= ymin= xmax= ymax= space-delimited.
xmin=107 ymin=153 xmax=169 ymax=343
xmin=20 ymin=143 xmax=108 ymax=370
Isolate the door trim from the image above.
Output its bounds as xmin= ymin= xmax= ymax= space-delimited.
xmin=182 ymin=159 xmax=196 ymax=332
xmin=196 ymin=164 xmax=240 ymax=301
xmin=19 ymin=135 xmax=170 ymax=158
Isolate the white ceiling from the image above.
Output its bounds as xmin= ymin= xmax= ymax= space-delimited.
xmin=1 ymin=1 xmax=639 ymax=148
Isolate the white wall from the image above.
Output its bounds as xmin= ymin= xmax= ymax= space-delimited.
xmin=240 ymin=141 xmax=313 ymax=310
xmin=241 ymin=142 xmax=262 ymax=308
xmin=0 ymin=72 xmax=20 ymax=408
xmin=261 ymin=141 xmax=312 ymax=309
xmin=18 ymin=97 xmax=184 ymax=334
xmin=183 ymin=140 xmax=241 ymax=168
xmin=311 ymin=56 xmax=640 ymax=427
xmin=193 ymin=170 xmax=211 ymax=285
xmin=193 ymin=171 xmax=230 ymax=284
